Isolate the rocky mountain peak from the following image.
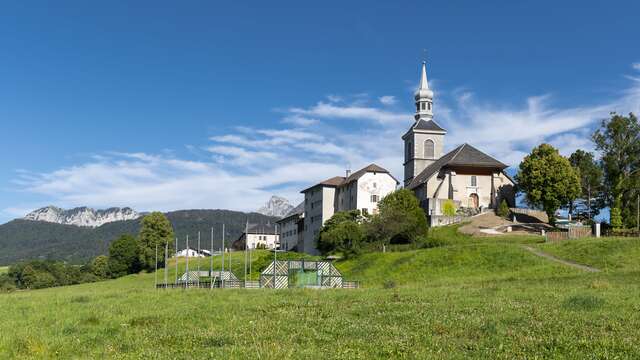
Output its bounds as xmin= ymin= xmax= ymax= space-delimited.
xmin=256 ymin=196 xmax=294 ymax=218
xmin=24 ymin=206 xmax=140 ymax=227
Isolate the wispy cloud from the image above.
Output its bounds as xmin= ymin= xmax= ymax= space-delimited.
xmin=6 ymin=64 xmax=640 ymax=217
xmin=633 ymin=62 xmax=640 ymax=71
xmin=379 ymin=95 xmax=397 ymax=105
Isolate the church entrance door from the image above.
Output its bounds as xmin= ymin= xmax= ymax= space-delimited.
xmin=468 ymin=193 xmax=479 ymax=208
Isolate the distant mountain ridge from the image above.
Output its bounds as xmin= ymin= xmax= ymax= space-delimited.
xmin=256 ymin=196 xmax=294 ymax=217
xmin=24 ymin=206 xmax=139 ymax=227
xmin=0 ymin=209 xmax=278 ymax=265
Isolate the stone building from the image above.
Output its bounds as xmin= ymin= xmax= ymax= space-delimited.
xmin=404 ymin=62 xmax=515 ymax=216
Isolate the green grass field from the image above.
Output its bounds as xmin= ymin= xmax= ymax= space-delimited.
xmin=1 ymin=229 xmax=639 ymax=359
xmin=0 ymin=266 xmax=7 ymax=275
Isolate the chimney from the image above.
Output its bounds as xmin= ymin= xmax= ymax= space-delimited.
xmin=346 ymin=169 xmax=351 ymax=178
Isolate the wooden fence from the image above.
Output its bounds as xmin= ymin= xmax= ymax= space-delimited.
xmin=546 ymin=226 xmax=592 ymax=241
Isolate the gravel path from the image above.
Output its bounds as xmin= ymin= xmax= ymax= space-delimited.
xmin=521 ymin=245 xmax=601 ymax=272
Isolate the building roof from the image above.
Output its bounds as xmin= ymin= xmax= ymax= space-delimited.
xmin=407 ymin=143 xmax=509 ymax=189
xmin=413 ymin=119 xmax=446 ymax=132
xmin=246 ymin=223 xmax=277 ymax=235
xmin=301 ymin=163 xmax=398 ymax=193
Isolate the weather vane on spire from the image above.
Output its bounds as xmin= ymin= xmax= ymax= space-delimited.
xmin=422 ymin=49 xmax=428 ymax=64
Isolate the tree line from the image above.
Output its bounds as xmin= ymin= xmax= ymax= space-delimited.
xmin=0 ymin=212 xmax=174 ymax=291
xmin=516 ymin=112 xmax=639 ymax=228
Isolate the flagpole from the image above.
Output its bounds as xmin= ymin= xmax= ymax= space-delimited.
xmin=210 ymin=227 xmax=214 ymax=289
xmin=244 ymin=220 xmax=248 ymax=284
xmin=154 ymin=243 xmax=158 ymax=289
xmin=221 ymin=223 xmax=225 ymax=288
xmin=185 ymin=235 xmax=189 ymax=288
xmin=174 ymin=237 xmax=178 ymax=286
xmin=164 ymin=241 xmax=168 ymax=289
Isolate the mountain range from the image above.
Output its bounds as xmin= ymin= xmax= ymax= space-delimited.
xmin=0 ymin=209 xmax=279 ymax=265
xmin=24 ymin=206 xmax=140 ymax=227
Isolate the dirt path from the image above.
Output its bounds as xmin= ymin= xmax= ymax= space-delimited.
xmin=520 ymin=245 xmax=601 ymax=272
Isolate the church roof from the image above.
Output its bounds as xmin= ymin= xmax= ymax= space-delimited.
xmin=413 ymin=119 xmax=446 ymax=132
xmin=407 ymin=143 xmax=508 ymax=189
xmin=301 ymin=164 xmax=398 ymax=193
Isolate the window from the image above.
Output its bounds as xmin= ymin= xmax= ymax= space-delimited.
xmin=361 ymin=208 xmax=369 ymax=215
xmin=406 ymin=141 xmax=413 ymax=159
xmin=471 ymin=175 xmax=477 ymax=187
xmin=371 ymin=194 xmax=379 ymax=203
xmin=421 ymin=102 xmax=426 ymax=110
xmin=424 ymin=139 xmax=435 ymax=158
xmin=428 ymin=102 xmax=432 ymax=110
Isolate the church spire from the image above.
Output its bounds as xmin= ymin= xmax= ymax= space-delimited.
xmin=414 ymin=61 xmax=434 ymax=120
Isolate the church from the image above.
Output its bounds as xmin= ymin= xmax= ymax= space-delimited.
xmin=403 ymin=62 xmax=515 ymax=217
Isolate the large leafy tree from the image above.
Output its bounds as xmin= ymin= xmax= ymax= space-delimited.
xmin=317 ymin=210 xmax=364 ymax=256
xmin=568 ymin=149 xmax=604 ymax=219
xmin=108 ymin=234 xmax=141 ymax=277
xmin=592 ymin=113 xmax=640 ymax=227
xmin=366 ymin=189 xmax=427 ymax=244
xmin=138 ymin=212 xmax=174 ymax=271
xmin=516 ymin=144 xmax=581 ymax=224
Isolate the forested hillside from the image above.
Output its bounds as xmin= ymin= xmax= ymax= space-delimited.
xmin=0 ymin=210 xmax=278 ymax=265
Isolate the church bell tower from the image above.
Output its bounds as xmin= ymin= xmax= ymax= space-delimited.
xmin=403 ymin=61 xmax=447 ymax=187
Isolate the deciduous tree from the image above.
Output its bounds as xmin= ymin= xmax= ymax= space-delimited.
xmin=516 ymin=144 xmax=581 ymax=224
xmin=138 ymin=212 xmax=174 ymax=271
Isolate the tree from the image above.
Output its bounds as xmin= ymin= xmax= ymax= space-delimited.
xmin=367 ymin=189 xmax=427 ymax=244
xmin=497 ymin=199 xmax=510 ymax=218
xmin=515 ymin=144 xmax=581 ymax=225
xmin=593 ymin=113 xmax=640 ymax=228
xmin=610 ymin=207 xmax=623 ymax=229
xmin=90 ymin=255 xmax=109 ymax=278
xmin=568 ymin=149 xmax=604 ymax=219
xmin=108 ymin=234 xmax=141 ymax=278
xmin=138 ymin=212 xmax=174 ymax=271
xmin=317 ymin=210 xmax=363 ymax=255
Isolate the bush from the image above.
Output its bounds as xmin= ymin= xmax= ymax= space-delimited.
xmin=417 ymin=234 xmax=447 ymax=248
xmin=497 ymin=199 xmax=510 ymax=218
xmin=90 ymin=255 xmax=109 ymax=278
xmin=366 ymin=189 xmax=427 ymax=245
xmin=442 ymin=200 xmax=457 ymax=216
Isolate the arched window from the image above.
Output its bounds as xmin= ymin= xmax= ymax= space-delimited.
xmin=424 ymin=139 xmax=435 ymax=158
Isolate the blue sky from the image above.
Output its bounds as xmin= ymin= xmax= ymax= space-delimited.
xmin=1 ymin=1 xmax=639 ymax=223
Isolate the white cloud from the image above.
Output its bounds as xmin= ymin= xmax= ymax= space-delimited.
xmin=379 ymin=95 xmax=397 ymax=105
xmin=7 ymin=65 xmax=640 ymax=216
xmin=633 ymin=62 xmax=640 ymax=71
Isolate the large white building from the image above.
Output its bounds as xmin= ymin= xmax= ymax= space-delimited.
xmin=233 ymin=224 xmax=280 ymax=250
xmin=404 ymin=62 xmax=516 ymax=216
xmin=300 ymin=164 xmax=398 ymax=254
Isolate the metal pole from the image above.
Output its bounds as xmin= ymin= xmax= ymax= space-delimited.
xmin=274 ymin=224 xmax=277 ymax=289
xmin=164 ymin=241 xmax=168 ymax=288
xmin=222 ymin=223 xmax=225 ymax=288
xmin=244 ymin=221 xmax=248 ymax=284
xmin=210 ymin=227 xmax=214 ymax=289
xmin=174 ymin=237 xmax=178 ymax=285
xmin=185 ymin=235 xmax=189 ymax=288
xmin=197 ymin=231 xmax=201 ymax=288
xmin=588 ymin=184 xmax=591 ymax=222
xmin=637 ymin=193 xmax=639 ymax=232
xmin=154 ymin=244 xmax=158 ymax=289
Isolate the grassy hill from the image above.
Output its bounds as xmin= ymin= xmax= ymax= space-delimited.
xmin=0 ymin=210 xmax=278 ymax=265
xmin=0 ymin=228 xmax=639 ymax=358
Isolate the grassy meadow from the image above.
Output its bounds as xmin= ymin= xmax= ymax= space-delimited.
xmin=0 ymin=228 xmax=639 ymax=358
